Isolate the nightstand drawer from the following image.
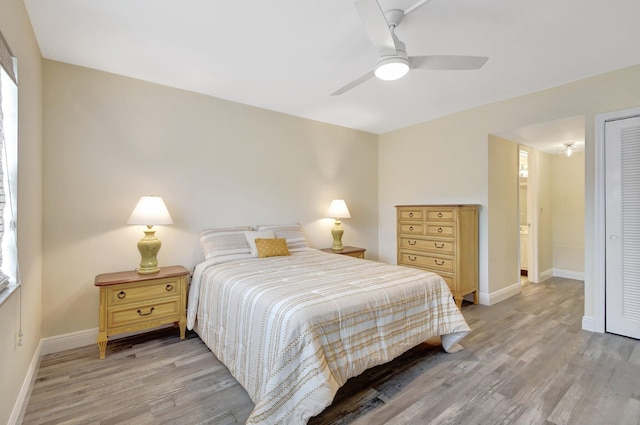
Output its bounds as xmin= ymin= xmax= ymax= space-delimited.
xmin=107 ymin=277 xmax=181 ymax=306
xmin=108 ymin=298 xmax=181 ymax=328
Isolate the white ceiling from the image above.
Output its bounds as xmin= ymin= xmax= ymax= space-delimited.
xmin=495 ymin=115 xmax=585 ymax=154
xmin=23 ymin=0 xmax=640 ymax=135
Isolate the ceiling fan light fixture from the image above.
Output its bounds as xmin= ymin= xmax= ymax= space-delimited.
xmin=374 ymin=56 xmax=409 ymax=81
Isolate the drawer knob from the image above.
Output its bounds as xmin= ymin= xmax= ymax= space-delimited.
xmin=435 ymin=242 xmax=445 ymax=249
xmin=165 ymin=284 xmax=174 ymax=292
xmin=408 ymin=255 xmax=417 ymax=261
xmin=117 ymin=291 xmax=126 ymax=300
xmin=137 ymin=307 xmax=155 ymax=317
xmin=437 ymin=227 xmax=443 ymax=233
xmin=409 ymin=212 xmax=413 ymax=217
xmin=408 ymin=240 xmax=417 ymax=246
xmin=409 ymin=226 xmax=414 ymax=231
xmin=438 ymin=212 xmax=443 ymax=218
xmin=435 ymin=259 xmax=445 ymax=266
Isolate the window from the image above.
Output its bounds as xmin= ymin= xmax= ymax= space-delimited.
xmin=0 ymin=30 xmax=18 ymax=296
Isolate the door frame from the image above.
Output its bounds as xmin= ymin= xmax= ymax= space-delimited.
xmin=518 ymin=145 xmax=538 ymax=282
xmin=594 ymin=106 xmax=640 ymax=333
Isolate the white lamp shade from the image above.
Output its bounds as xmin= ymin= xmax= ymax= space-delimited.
xmin=327 ymin=199 xmax=351 ymax=219
xmin=127 ymin=196 xmax=173 ymax=226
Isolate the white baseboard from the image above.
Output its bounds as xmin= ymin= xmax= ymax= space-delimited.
xmin=8 ymin=339 xmax=42 ymax=425
xmin=582 ymin=315 xmax=596 ymax=332
xmin=478 ymin=281 xmax=521 ymax=306
xmin=41 ymin=327 xmax=98 ymax=356
xmin=553 ymin=268 xmax=585 ymax=281
xmin=538 ymin=268 xmax=554 ymax=282
xmin=40 ymin=324 xmax=176 ymax=356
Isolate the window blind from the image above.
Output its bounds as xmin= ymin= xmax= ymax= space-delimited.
xmin=0 ymin=29 xmax=17 ymax=293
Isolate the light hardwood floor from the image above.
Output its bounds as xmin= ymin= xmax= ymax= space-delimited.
xmin=22 ymin=277 xmax=640 ymax=424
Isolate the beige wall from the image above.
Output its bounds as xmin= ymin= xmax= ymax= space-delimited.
xmin=42 ymin=60 xmax=378 ymax=337
xmin=0 ymin=0 xmax=43 ymax=423
xmin=379 ymin=64 xmax=640 ymax=314
xmin=552 ymin=151 xmax=585 ymax=273
xmin=487 ymin=135 xmax=519 ymax=293
xmin=535 ymin=150 xmax=554 ymax=275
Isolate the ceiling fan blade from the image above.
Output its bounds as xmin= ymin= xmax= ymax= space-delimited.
xmin=404 ymin=0 xmax=435 ymax=15
xmin=410 ymin=55 xmax=489 ymax=70
xmin=354 ymin=0 xmax=397 ymax=56
xmin=331 ymin=70 xmax=375 ymax=96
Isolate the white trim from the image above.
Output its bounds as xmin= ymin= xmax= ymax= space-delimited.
xmin=553 ymin=269 xmax=585 ymax=281
xmin=478 ymin=281 xmax=521 ymax=306
xmin=538 ymin=268 xmax=553 ymax=282
xmin=40 ymin=324 xmax=175 ymax=356
xmin=594 ymin=106 xmax=640 ymax=334
xmin=8 ymin=340 xmax=41 ymax=425
xmin=582 ymin=315 xmax=596 ymax=332
xmin=40 ymin=327 xmax=98 ymax=355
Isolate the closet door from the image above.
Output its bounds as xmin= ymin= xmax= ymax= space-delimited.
xmin=605 ymin=116 xmax=640 ymax=339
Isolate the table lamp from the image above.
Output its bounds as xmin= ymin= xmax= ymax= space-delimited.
xmin=327 ymin=199 xmax=351 ymax=251
xmin=127 ymin=196 xmax=173 ymax=274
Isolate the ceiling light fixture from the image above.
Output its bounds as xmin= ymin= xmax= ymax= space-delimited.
xmin=375 ymin=56 xmax=410 ymax=80
xmin=563 ymin=143 xmax=575 ymax=157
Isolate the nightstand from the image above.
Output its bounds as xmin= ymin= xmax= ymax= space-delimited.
xmin=94 ymin=265 xmax=189 ymax=359
xmin=320 ymin=246 xmax=366 ymax=259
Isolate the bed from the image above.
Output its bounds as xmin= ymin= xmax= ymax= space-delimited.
xmin=186 ymin=225 xmax=471 ymax=424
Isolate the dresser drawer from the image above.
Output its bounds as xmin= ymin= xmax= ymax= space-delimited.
xmin=399 ymin=252 xmax=455 ymax=273
xmin=397 ymin=208 xmax=423 ymax=221
xmin=425 ymin=224 xmax=455 ymax=238
xmin=426 ymin=208 xmax=455 ymax=221
xmin=107 ymin=277 xmax=181 ymax=306
xmin=108 ymin=298 xmax=181 ymax=328
xmin=399 ymin=222 xmax=424 ymax=235
xmin=399 ymin=237 xmax=454 ymax=255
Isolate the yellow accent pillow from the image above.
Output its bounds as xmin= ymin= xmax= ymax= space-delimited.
xmin=255 ymin=238 xmax=290 ymax=258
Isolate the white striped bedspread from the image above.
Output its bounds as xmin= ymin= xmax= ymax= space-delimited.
xmin=187 ymin=249 xmax=470 ymax=424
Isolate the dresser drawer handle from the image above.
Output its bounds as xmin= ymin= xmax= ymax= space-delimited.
xmin=438 ymin=212 xmax=443 ymax=218
xmin=409 ymin=212 xmax=413 ymax=217
xmin=435 ymin=259 xmax=445 ymax=266
xmin=408 ymin=240 xmax=417 ymax=246
xmin=434 ymin=242 xmax=445 ymax=249
xmin=408 ymin=255 xmax=417 ymax=261
xmin=165 ymin=284 xmax=174 ymax=292
xmin=137 ymin=307 xmax=155 ymax=317
xmin=437 ymin=227 xmax=443 ymax=233
xmin=117 ymin=291 xmax=126 ymax=300
xmin=409 ymin=226 xmax=414 ymax=231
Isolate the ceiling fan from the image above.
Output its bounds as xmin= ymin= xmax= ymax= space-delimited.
xmin=331 ymin=0 xmax=488 ymax=96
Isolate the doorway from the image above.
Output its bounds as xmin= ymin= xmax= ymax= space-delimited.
xmin=518 ymin=149 xmax=530 ymax=284
xmin=496 ymin=116 xmax=585 ymax=286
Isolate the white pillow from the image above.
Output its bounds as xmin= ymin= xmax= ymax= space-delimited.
xmin=256 ymin=224 xmax=309 ymax=252
xmin=198 ymin=226 xmax=253 ymax=261
xmin=244 ymin=230 xmax=276 ymax=257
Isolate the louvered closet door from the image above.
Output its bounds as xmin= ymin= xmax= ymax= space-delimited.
xmin=605 ymin=115 xmax=640 ymax=339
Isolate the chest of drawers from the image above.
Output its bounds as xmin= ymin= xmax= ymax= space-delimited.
xmin=396 ymin=205 xmax=479 ymax=308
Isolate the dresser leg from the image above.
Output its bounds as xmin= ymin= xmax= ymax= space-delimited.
xmin=179 ymin=321 xmax=186 ymax=340
xmin=97 ymin=336 xmax=108 ymax=360
xmin=473 ymin=291 xmax=479 ymax=304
